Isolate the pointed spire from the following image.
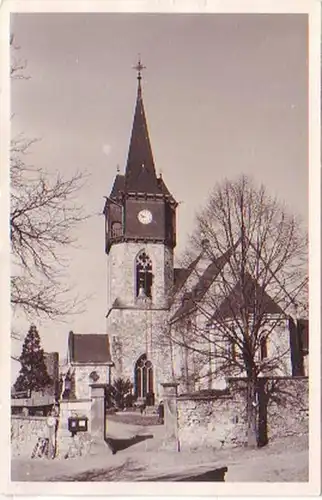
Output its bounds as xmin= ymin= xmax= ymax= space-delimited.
xmin=125 ymin=57 xmax=160 ymax=195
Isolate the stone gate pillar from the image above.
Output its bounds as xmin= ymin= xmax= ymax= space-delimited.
xmin=90 ymin=383 xmax=108 ymax=440
xmin=161 ymin=382 xmax=179 ymax=451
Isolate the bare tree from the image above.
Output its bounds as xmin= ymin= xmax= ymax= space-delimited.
xmin=166 ymin=175 xmax=308 ymax=447
xmin=11 ymin=139 xmax=89 ymax=319
xmin=10 ymin=36 xmax=90 ymax=325
xmin=10 ymin=34 xmax=29 ymax=80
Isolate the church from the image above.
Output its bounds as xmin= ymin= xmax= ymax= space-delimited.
xmin=65 ymin=61 xmax=308 ymax=406
xmin=103 ymin=60 xmax=177 ymax=405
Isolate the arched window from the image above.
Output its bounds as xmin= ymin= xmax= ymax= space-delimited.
xmin=136 ymin=251 xmax=152 ymax=298
xmin=111 ymin=221 xmax=122 ymax=238
xmin=134 ymin=354 xmax=154 ymax=400
xmin=260 ymin=337 xmax=268 ymax=360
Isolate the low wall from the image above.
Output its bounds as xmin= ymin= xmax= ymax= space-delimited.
xmin=11 ymin=394 xmax=55 ymax=413
xmin=177 ymin=377 xmax=308 ymax=451
xmin=59 ymin=399 xmax=91 ymax=419
xmin=56 ymin=399 xmax=92 ymax=458
xmin=58 ymin=399 xmax=92 ymax=433
xmin=177 ymin=394 xmax=246 ymax=451
xmin=266 ymin=377 xmax=308 ymax=440
xmin=12 ymin=392 xmax=107 ymax=460
xmin=11 ymin=415 xmax=49 ymax=457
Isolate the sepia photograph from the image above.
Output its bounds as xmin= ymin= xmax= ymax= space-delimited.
xmin=2 ymin=0 xmax=320 ymax=495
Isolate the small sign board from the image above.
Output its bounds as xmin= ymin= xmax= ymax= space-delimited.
xmin=68 ymin=416 xmax=88 ymax=435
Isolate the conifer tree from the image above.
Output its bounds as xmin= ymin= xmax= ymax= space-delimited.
xmin=14 ymin=324 xmax=52 ymax=393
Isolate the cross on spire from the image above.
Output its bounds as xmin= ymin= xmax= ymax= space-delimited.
xmin=133 ymin=55 xmax=146 ymax=82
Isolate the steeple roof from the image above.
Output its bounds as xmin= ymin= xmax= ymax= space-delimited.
xmin=110 ymin=174 xmax=125 ymax=199
xmin=124 ymin=62 xmax=161 ymax=195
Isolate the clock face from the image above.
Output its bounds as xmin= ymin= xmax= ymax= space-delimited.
xmin=138 ymin=209 xmax=153 ymax=225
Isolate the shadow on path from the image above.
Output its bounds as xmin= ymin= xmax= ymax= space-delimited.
xmin=144 ymin=466 xmax=228 ymax=482
xmin=105 ymin=434 xmax=153 ymax=454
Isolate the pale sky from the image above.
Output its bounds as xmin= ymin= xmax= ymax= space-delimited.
xmin=10 ymin=12 xmax=308 ymax=376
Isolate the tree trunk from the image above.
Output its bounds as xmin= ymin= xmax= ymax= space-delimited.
xmin=246 ymin=378 xmax=258 ymax=447
xmin=184 ymin=346 xmax=190 ymax=392
xmin=257 ymin=378 xmax=268 ymax=447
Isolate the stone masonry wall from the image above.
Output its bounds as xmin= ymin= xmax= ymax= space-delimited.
xmin=266 ymin=377 xmax=308 ymax=440
xmin=107 ymin=242 xmax=174 ymax=309
xmin=268 ymin=320 xmax=293 ymax=376
xmin=11 ymin=415 xmax=48 ymax=457
xmin=106 ymin=241 xmax=174 ymax=401
xmin=56 ymin=399 xmax=92 ymax=459
xmin=177 ymin=378 xmax=308 ymax=451
xmin=177 ymin=395 xmax=246 ymax=451
xmin=108 ymin=307 xmax=172 ymax=400
xmin=73 ymin=365 xmax=110 ymax=400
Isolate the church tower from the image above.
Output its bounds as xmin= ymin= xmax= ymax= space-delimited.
xmin=103 ymin=60 xmax=177 ymax=404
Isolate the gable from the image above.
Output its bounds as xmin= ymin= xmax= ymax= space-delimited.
xmin=170 ymin=247 xmax=234 ymax=322
xmin=170 ymin=236 xmax=289 ymax=324
xmin=212 ymin=272 xmax=285 ymax=321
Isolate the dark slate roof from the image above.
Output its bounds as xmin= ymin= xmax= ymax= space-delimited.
xmin=124 ymin=81 xmax=161 ymax=195
xmin=68 ymin=332 xmax=112 ymax=364
xmin=212 ymin=272 xmax=285 ymax=321
xmin=110 ymin=174 xmax=125 ymax=199
xmin=171 ymin=247 xmax=234 ymax=322
xmin=106 ymin=79 xmax=176 ymax=204
xmin=174 ymin=267 xmax=190 ymax=290
xmin=157 ymin=176 xmax=177 ymax=204
xmin=172 ymin=254 xmax=203 ymax=295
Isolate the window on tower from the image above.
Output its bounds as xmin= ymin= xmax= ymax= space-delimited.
xmin=136 ymin=251 xmax=153 ymax=298
xmin=111 ymin=221 xmax=123 ymax=238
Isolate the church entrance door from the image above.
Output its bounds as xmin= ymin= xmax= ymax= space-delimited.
xmin=134 ymin=354 xmax=154 ymax=405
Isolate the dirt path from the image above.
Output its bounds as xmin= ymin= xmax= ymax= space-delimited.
xmin=11 ymin=419 xmax=308 ymax=483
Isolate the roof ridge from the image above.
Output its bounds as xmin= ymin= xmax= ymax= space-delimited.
xmin=212 ymin=272 xmax=285 ymax=321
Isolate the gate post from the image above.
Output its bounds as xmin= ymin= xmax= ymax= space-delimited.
xmin=161 ymin=382 xmax=179 ymax=451
xmin=90 ymin=383 xmax=107 ymax=440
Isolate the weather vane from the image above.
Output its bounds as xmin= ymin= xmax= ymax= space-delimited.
xmin=133 ymin=54 xmax=146 ymax=81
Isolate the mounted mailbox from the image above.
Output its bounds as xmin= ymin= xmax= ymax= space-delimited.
xmin=68 ymin=416 xmax=88 ymax=436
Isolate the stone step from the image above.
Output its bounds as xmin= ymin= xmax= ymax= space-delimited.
xmin=119 ymin=405 xmax=158 ymax=415
xmin=145 ymin=406 xmax=158 ymax=415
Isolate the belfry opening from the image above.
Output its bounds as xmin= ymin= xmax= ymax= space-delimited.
xmin=136 ymin=251 xmax=153 ymax=298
